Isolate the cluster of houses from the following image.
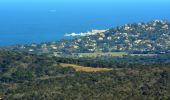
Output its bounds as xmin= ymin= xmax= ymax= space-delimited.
xmin=16 ymin=20 xmax=170 ymax=57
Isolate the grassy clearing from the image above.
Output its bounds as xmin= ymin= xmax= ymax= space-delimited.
xmin=130 ymin=54 xmax=157 ymax=56
xmin=60 ymin=63 xmax=113 ymax=72
xmin=77 ymin=52 xmax=128 ymax=57
xmin=76 ymin=52 xmax=157 ymax=57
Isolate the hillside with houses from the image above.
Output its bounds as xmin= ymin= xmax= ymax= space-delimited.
xmin=10 ymin=20 xmax=170 ymax=57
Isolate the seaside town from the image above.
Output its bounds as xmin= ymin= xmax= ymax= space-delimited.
xmin=8 ymin=20 xmax=170 ymax=57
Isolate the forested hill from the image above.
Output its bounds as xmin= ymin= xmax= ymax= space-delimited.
xmin=10 ymin=20 xmax=170 ymax=55
xmin=0 ymin=50 xmax=170 ymax=99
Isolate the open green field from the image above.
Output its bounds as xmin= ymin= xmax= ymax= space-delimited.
xmin=77 ymin=52 xmax=128 ymax=57
xmin=75 ymin=52 xmax=157 ymax=57
xmin=130 ymin=54 xmax=157 ymax=56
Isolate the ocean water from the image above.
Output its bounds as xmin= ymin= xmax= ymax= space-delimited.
xmin=0 ymin=0 xmax=170 ymax=45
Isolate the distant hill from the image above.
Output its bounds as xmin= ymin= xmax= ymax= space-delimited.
xmin=10 ymin=20 xmax=170 ymax=55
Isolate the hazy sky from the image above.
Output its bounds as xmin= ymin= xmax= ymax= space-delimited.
xmin=0 ymin=0 xmax=169 ymax=9
xmin=0 ymin=0 xmax=169 ymax=3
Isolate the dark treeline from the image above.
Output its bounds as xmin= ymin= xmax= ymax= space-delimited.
xmin=0 ymin=50 xmax=170 ymax=99
xmin=1 ymin=50 xmax=170 ymax=69
xmin=52 ymin=54 xmax=170 ymax=68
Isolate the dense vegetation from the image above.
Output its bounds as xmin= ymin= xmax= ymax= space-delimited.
xmin=0 ymin=50 xmax=170 ymax=100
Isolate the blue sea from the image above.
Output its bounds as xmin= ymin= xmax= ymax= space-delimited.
xmin=0 ymin=0 xmax=170 ymax=45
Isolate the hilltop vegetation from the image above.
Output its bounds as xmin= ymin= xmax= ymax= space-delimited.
xmin=0 ymin=50 xmax=170 ymax=100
